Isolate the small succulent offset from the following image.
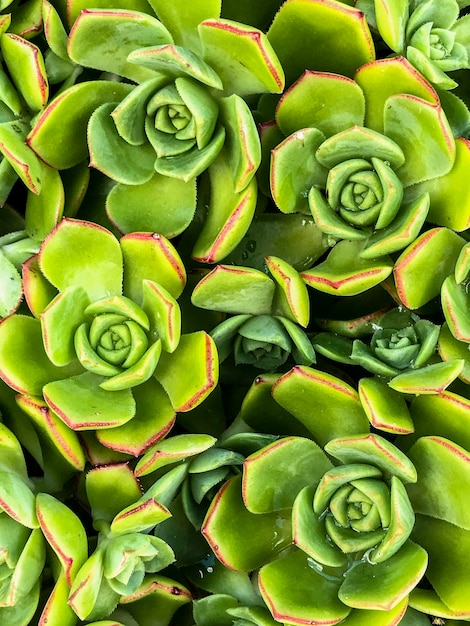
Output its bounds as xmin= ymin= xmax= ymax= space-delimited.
xmin=0 ymin=218 xmax=218 ymax=457
xmin=66 ymin=464 xmax=177 ymax=622
xmin=191 ymin=257 xmax=315 ymax=371
xmin=26 ymin=0 xmax=285 ymax=262
xmin=358 ymin=0 xmax=470 ymax=89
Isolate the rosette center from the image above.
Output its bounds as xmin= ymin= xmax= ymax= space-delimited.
xmin=327 ymin=157 xmax=403 ymax=230
xmin=74 ymin=295 xmax=152 ymax=378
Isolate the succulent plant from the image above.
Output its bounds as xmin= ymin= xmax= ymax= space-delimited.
xmin=201 ymin=365 xmax=470 ymax=623
xmin=191 ymin=258 xmax=315 ymax=372
xmin=313 ymin=307 xmax=465 ymax=394
xmin=268 ymin=55 xmax=470 ymax=295
xmin=0 ymin=218 xmax=218 ymax=457
xmin=358 ymin=0 xmax=470 ymax=90
xmin=0 ymin=0 xmax=469 ymax=624
xmin=25 ymin=0 xmax=285 ymax=262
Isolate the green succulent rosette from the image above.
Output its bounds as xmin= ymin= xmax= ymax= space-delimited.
xmin=314 ymin=307 xmax=465 ymax=395
xmin=26 ymin=0 xmax=285 ymax=263
xmin=359 ymin=0 xmax=470 ymax=90
xmin=269 ymin=56 xmax=470 ymax=295
xmin=315 ymin=308 xmax=440 ymax=377
xmin=191 ymin=258 xmax=315 ymax=372
xmin=202 ymin=429 xmax=428 ymax=624
xmin=199 ymin=366 xmax=470 ymax=623
xmin=47 ymin=462 xmax=181 ymax=622
xmin=0 ymin=218 xmax=218 ymax=458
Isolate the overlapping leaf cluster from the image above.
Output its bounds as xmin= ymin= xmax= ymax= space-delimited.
xmin=0 ymin=0 xmax=469 ymax=625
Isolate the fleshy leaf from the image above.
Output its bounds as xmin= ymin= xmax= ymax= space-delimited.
xmin=16 ymin=394 xmax=86 ymax=472
xmin=276 ymin=70 xmax=366 ymax=138
xmin=36 ymin=493 xmax=87 ymax=585
xmin=388 ymin=359 xmax=464 ymax=394
xmin=361 ymin=193 xmax=430 ymax=259
xmin=259 ymin=549 xmax=350 ymax=624
xmin=39 ymin=219 xmax=123 ymax=301
xmin=135 ymin=433 xmax=216 ymax=476
xmin=121 ymin=232 xmax=186 ymax=302
xmin=393 ymin=227 xmax=466 ymax=309
xmin=146 ymin=0 xmax=220 ymax=52
xmin=218 ymin=94 xmax=261 ymax=192
xmin=271 ymin=127 xmax=328 ymax=215
xmin=374 ymin=0 xmax=408 ymax=52
xmin=411 ymin=514 xmax=470 ymax=614
xmin=88 ymin=103 xmax=156 ymax=185
xmin=292 ymin=485 xmax=348 ymax=568
xmin=338 ymin=541 xmax=427 ymax=610
xmin=142 ymin=280 xmax=180 ymax=353
xmin=414 ymin=137 xmax=470 ymax=231
xmin=0 ymin=470 xmax=38 ymax=527
xmin=267 ymin=0 xmax=375 ymax=85
xmin=192 ymin=264 xmax=275 ymax=314
xmin=96 ymin=377 xmax=176 ymax=456
xmin=409 ymin=587 xmax=470 ymax=621
xmin=272 ymin=366 xmax=370 ymax=446
xmin=40 ymin=286 xmax=90 ymax=367
xmin=154 ymin=331 xmax=218 ymax=411
xmin=43 ymin=371 xmax=136 ymax=430
xmin=27 ymin=81 xmax=133 ymax=169
xmin=202 ymin=475 xmax=291 ymax=571
xmin=243 ymin=437 xmax=332 ymax=513
xmin=111 ymin=497 xmax=172 ymax=535
xmin=67 ymin=550 xmax=104 ymax=621
xmin=0 ymin=315 xmax=77 ymax=396
xmin=0 ymin=250 xmax=22 ymax=318
xmin=355 ymin=56 xmax=439 ymax=135
xmin=325 ymin=434 xmax=417 ymax=483
xmin=42 ymin=0 xmax=69 ymax=61
xmin=358 ymin=377 xmax=414 ymax=434
xmin=407 ymin=436 xmax=470 ymax=529
xmin=198 ymin=18 xmax=284 ymax=96
xmin=128 ymin=44 xmax=223 ymax=90
xmin=315 ymin=125 xmax=405 ymax=170
xmin=267 ymin=255 xmax=310 ymax=326
xmin=25 ymin=165 xmax=65 ymax=242
xmin=86 ymin=463 xmax=142 ymax=523
xmin=0 ymin=121 xmax=46 ymax=195
xmin=301 ymin=239 xmax=394 ymax=296
xmin=192 ymin=151 xmax=258 ymax=263
xmin=384 ymin=94 xmax=455 ymax=187
xmin=68 ymin=9 xmax=173 ymax=82
xmin=107 ymin=174 xmax=197 ymax=239
xmin=1 ymin=33 xmax=48 ymax=112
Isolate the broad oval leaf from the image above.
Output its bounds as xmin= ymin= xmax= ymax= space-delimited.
xmin=267 ymin=0 xmax=375 ymax=85
xmin=202 ymin=475 xmax=291 ymax=571
xmin=39 ymin=218 xmax=123 ymax=301
xmin=68 ymin=9 xmax=172 ymax=82
xmin=272 ymin=365 xmax=370 ymax=446
xmin=199 ymin=18 xmax=284 ymax=96
xmin=27 ymin=81 xmax=133 ymax=169
xmin=276 ymin=70 xmax=365 ymax=138
xmin=243 ymin=437 xmax=332 ymax=513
